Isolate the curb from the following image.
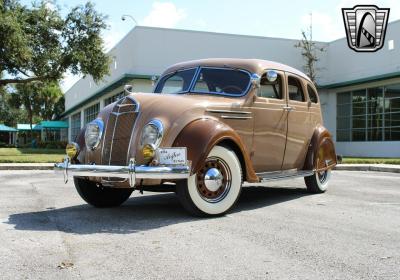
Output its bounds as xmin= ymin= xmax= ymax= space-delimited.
xmin=334 ymin=164 xmax=400 ymax=173
xmin=0 ymin=164 xmax=54 ymax=171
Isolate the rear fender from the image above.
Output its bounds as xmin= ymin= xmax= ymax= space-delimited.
xmin=303 ymin=125 xmax=337 ymax=171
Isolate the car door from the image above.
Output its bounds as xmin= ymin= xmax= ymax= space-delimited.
xmin=251 ymin=70 xmax=288 ymax=172
xmin=282 ymin=74 xmax=314 ymax=170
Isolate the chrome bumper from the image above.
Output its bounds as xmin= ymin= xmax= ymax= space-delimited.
xmin=54 ymin=157 xmax=191 ymax=187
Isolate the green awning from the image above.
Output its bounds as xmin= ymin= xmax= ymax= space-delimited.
xmin=17 ymin=124 xmax=42 ymax=131
xmin=0 ymin=124 xmax=17 ymax=132
xmin=40 ymin=121 xmax=69 ymax=129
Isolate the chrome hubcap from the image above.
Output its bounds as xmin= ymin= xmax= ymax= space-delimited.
xmin=196 ymin=157 xmax=232 ymax=203
xmin=204 ymin=168 xmax=223 ymax=192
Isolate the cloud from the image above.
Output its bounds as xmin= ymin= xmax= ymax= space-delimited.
xmin=337 ymin=0 xmax=400 ymax=21
xmin=300 ymin=11 xmax=345 ymax=41
xmin=61 ymin=71 xmax=81 ymax=92
xmin=103 ymin=28 xmax=125 ymax=52
xmin=300 ymin=0 xmax=399 ymax=42
xmin=142 ymin=2 xmax=186 ymax=28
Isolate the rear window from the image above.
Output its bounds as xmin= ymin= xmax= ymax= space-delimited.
xmin=193 ymin=68 xmax=251 ymax=96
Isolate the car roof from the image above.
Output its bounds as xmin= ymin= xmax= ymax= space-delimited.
xmin=163 ymin=58 xmax=311 ymax=82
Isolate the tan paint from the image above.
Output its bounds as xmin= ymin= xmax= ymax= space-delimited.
xmin=74 ymin=58 xmax=336 ymax=186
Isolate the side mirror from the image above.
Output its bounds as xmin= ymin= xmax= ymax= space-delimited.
xmin=250 ymin=73 xmax=261 ymax=88
xmin=266 ymin=70 xmax=278 ymax=83
xmin=124 ymin=84 xmax=133 ymax=95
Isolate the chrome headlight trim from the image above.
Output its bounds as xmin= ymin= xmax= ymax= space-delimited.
xmin=85 ymin=118 xmax=104 ymax=150
xmin=140 ymin=119 xmax=164 ymax=148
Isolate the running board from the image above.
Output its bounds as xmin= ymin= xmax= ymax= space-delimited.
xmin=243 ymin=169 xmax=314 ymax=187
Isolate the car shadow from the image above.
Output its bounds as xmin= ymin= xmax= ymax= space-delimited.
xmin=5 ymin=186 xmax=310 ymax=234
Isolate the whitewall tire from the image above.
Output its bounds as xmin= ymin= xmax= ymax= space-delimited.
xmin=176 ymin=145 xmax=242 ymax=216
xmin=304 ymin=169 xmax=332 ymax=193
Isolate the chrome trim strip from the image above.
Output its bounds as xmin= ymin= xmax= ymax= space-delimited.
xmin=220 ymin=115 xmax=252 ymax=120
xmin=111 ymin=111 xmax=136 ymax=116
xmin=116 ymin=103 xmax=136 ymax=108
xmin=108 ymin=96 xmax=140 ymax=165
xmin=243 ymin=170 xmax=314 ymax=186
xmin=207 ymin=109 xmax=251 ymax=115
xmin=108 ymin=101 xmax=120 ymax=165
xmin=54 ymin=157 xmax=190 ymax=187
xmin=125 ymin=95 xmax=141 ymax=164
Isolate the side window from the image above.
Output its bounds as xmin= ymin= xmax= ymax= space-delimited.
xmin=307 ymin=84 xmax=319 ymax=103
xmin=258 ymin=72 xmax=282 ymax=99
xmin=288 ymin=76 xmax=305 ymax=102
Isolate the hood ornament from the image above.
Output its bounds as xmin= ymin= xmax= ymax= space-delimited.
xmin=124 ymin=84 xmax=134 ymax=95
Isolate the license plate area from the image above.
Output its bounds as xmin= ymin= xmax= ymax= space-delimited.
xmin=157 ymin=148 xmax=187 ymax=165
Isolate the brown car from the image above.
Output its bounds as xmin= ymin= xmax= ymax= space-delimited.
xmin=55 ymin=58 xmax=337 ymax=216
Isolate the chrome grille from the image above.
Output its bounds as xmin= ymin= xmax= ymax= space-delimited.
xmin=101 ymin=96 xmax=139 ymax=165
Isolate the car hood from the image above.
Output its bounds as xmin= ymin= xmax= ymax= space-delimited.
xmin=127 ymin=92 xmax=247 ymax=148
xmin=130 ymin=92 xmax=244 ymax=117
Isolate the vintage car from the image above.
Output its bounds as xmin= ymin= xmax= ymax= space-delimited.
xmin=55 ymin=58 xmax=337 ymax=216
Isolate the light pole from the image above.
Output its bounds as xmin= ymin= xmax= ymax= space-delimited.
xmin=121 ymin=14 xmax=138 ymax=26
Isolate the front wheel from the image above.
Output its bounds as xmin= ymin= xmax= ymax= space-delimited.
xmin=176 ymin=145 xmax=242 ymax=216
xmin=74 ymin=177 xmax=133 ymax=207
xmin=304 ymin=169 xmax=332 ymax=193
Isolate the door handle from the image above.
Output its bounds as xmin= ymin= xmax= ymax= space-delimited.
xmin=283 ymin=106 xmax=293 ymax=111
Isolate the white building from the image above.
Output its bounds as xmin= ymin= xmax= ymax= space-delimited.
xmin=64 ymin=23 xmax=400 ymax=157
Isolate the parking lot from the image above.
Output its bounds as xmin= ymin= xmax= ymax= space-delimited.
xmin=0 ymin=170 xmax=399 ymax=279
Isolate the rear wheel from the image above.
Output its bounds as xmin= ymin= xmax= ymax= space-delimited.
xmin=176 ymin=145 xmax=242 ymax=216
xmin=74 ymin=177 xmax=133 ymax=207
xmin=304 ymin=169 xmax=331 ymax=193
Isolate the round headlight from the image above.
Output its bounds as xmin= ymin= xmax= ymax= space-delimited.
xmin=140 ymin=119 xmax=163 ymax=148
xmin=85 ymin=119 xmax=104 ymax=150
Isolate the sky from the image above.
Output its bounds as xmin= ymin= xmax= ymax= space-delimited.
xmin=31 ymin=0 xmax=399 ymax=92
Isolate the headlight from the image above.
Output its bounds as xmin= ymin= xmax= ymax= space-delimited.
xmin=140 ymin=119 xmax=163 ymax=148
xmin=85 ymin=119 xmax=104 ymax=150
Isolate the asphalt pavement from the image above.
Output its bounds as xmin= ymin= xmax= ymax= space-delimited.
xmin=0 ymin=170 xmax=399 ymax=280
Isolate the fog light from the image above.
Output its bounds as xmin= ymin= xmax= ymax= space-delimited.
xmin=142 ymin=144 xmax=156 ymax=160
xmin=66 ymin=142 xmax=79 ymax=159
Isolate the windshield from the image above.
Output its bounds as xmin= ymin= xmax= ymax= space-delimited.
xmin=154 ymin=68 xmax=196 ymax=94
xmin=154 ymin=67 xmax=251 ymax=96
xmin=192 ymin=68 xmax=250 ymax=96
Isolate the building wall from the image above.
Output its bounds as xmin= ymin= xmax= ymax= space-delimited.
xmin=323 ymin=20 xmax=400 ymax=85
xmin=64 ymin=23 xmax=400 ymax=157
xmin=325 ymin=77 xmax=400 ymax=157
xmin=65 ymin=26 xmax=328 ymax=112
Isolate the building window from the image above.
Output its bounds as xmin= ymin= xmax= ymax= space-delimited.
xmin=337 ymin=84 xmax=400 ymax=141
xmin=385 ymin=84 xmax=400 ymax=140
xmin=104 ymin=91 xmax=125 ymax=106
xmin=70 ymin=112 xmax=81 ymax=141
xmin=84 ymin=103 xmax=100 ymax=124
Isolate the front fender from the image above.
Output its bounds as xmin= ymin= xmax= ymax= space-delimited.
xmin=172 ymin=118 xmax=258 ymax=182
xmin=303 ymin=125 xmax=337 ymax=171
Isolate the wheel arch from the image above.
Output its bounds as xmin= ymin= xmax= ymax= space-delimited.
xmin=172 ymin=118 xmax=258 ymax=182
xmin=303 ymin=125 xmax=337 ymax=171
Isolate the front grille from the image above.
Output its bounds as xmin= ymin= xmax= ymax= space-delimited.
xmin=101 ymin=96 xmax=139 ymax=165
